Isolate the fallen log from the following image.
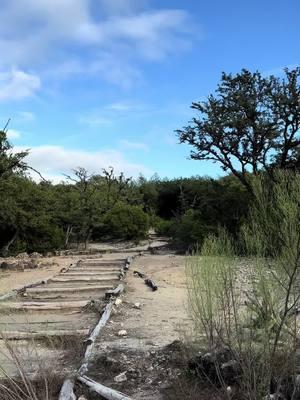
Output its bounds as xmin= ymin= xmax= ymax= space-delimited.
xmin=144 ymin=278 xmax=158 ymax=291
xmin=78 ymin=300 xmax=114 ymax=375
xmin=133 ymin=270 xmax=146 ymax=278
xmin=78 ymin=375 xmax=132 ymax=400
xmin=105 ymin=284 xmax=124 ymax=299
xmin=59 ymin=378 xmax=76 ymax=400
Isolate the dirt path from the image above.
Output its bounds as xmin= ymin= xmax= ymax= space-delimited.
xmin=89 ymin=253 xmax=192 ymax=400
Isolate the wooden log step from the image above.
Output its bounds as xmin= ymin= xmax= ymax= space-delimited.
xmin=26 ymin=285 xmax=111 ymax=294
xmin=79 ymin=261 xmax=124 ymax=266
xmin=0 ymin=300 xmax=90 ymax=311
xmin=69 ymin=268 xmax=121 ymax=273
xmin=0 ymin=329 xmax=89 ymax=340
xmin=50 ymin=276 xmax=119 ymax=283
xmin=61 ymin=272 xmax=119 ymax=277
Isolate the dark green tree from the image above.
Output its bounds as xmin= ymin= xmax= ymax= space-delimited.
xmin=177 ymin=68 xmax=300 ymax=192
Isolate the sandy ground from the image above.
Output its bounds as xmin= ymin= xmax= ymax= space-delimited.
xmin=102 ymin=253 xmax=192 ymax=348
xmin=89 ymin=253 xmax=193 ymax=400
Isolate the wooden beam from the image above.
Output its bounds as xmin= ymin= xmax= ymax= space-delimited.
xmin=50 ymin=276 xmax=118 ymax=283
xmin=26 ymin=285 xmax=111 ymax=294
xmin=1 ymin=300 xmax=90 ymax=311
xmin=78 ymin=375 xmax=132 ymax=400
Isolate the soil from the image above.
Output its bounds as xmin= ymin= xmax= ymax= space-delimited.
xmin=83 ymin=252 xmax=195 ymax=400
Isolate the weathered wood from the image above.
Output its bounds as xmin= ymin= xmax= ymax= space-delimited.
xmin=50 ymin=276 xmax=118 ymax=283
xmin=62 ymin=272 xmax=119 ymax=277
xmin=133 ymin=270 xmax=146 ymax=278
xmin=58 ymin=378 xmax=76 ymax=400
xmin=26 ymin=285 xmax=111 ymax=294
xmin=144 ymin=278 xmax=158 ymax=291
xmin=78 ymin=375 xmax=132 ymax=400
xmin=0 ymin=329 xmax=89 ymax=340
xmin=78 ymin=301 xmax=113 ymax=375
xmin=105 ymin=284 xmax=125 ymax=299
xmin=0 ymin=276 xmax=52 ymax=302
xmin=1 ymin=300 xmax=90 ymax=311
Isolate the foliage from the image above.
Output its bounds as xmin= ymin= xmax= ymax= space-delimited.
xmin=0 ymin=130 xmax=28 ymax=179
xmin=177 ymin=68 xmax=300 ymax=192
xmin=186 ymin=171 xmax=300 ymax=398
xmin=103 ymin=202 xmax=149 ymax=240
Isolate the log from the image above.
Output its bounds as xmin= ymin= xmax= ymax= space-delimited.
xmin=58 ymin=378 xmax=76 ymax=400
xmin=133 ymin=270 xmax=146 ymax=279
xmin=1 ymin=300 xmax=90 ymax=311
xmin=0 ymin=276 xmax=52 ymax=302
xmin=50 ymin=276 xmax=118 ymax=283
xmin=105 ymin=284 xmax=124 ymax=299
xmin=78 ymin=375 xmax=132 ymax=400
xmin=26 ymin=285 xmax=111 ymax=294
xmin=78 ymin=301 xmax=113 ymax=375
xmin=144 ymin=278 xmax=158 ymax=291
xmin=62 ymin=272 xmax=119 ymax=277
xmin=0 ymin=329 xmax=89 ymax=340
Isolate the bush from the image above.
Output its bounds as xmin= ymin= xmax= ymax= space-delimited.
xmin=103 ymin=203 xmax=149 ymax=240
xmin=154 ymin=218 xmax=173 ymax=236
xmin=186 ymin=171 xmax=300 ymax=399
xmin=171 ymin=209 xmax=218 ymax=251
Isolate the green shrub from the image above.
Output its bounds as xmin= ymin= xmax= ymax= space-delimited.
xmin=171 ymin=209 xmax=218 ymax=251
xmin=103 ymin=203 xmax=149 ymax=240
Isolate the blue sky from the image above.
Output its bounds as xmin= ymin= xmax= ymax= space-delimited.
xmin=0 ymin=0 xmax=299 ymax=181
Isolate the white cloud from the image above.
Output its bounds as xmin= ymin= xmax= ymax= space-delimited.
xmin=120 ymin=139 xmax=148 ymax=150
xmin=14 ymin=145 xmax=151 ymax=181
xmin=6 ymin=129 xmax=21 ymax=139
xmin=0 ymin=69 xmax=40 ymax=101
xmin=0 ymin=1 xmax=195 ymax=88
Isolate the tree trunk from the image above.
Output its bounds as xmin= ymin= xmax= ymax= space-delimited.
xmin=1 ymin=229 xmax=19 ymax=256
xmin=65 ymin=225 xmax=73 ymax=248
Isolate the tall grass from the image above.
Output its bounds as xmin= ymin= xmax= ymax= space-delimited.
xmin=186 ymin=171 xmax=300 ymax=399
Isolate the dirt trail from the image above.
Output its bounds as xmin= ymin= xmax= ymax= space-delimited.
xmin=89 ymin=253 xmax=192 ymax=400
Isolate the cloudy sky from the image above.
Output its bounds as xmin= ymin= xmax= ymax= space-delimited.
xmin=1 ymin=0 xmax=299 ymax=181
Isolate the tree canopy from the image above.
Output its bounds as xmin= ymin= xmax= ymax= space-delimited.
xmin=177 ymin=68 xmax=300 ymax=192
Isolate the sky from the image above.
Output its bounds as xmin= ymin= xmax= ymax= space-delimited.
xmin=0 ymin=0 xmax=299 ymax=182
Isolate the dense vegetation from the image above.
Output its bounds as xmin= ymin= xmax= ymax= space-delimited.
xmin=0 ymin=67 xmax=299 ymax=255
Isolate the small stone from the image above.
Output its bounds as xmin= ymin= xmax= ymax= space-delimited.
xmin=117 ymin=329 xmax=127 ymax=337
xmin=133 ymin=302 xmax=141 ymax=309
xmin=114 ymin=371 xmax=127 ymax=383
xmin=115 ymin=298 xmax=122 ymax=306
xmin=78 ymin=396 xmax=88 ymax=400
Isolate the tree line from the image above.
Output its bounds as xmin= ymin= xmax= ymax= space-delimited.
xmin=0 ymin=66 xmax=299 ymax=255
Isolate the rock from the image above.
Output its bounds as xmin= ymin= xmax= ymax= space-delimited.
xmin=0 ymin=261 xmax=24 ymax=271
xmin=114 ymin=371 xmax=127 ymax=383
xmin=115 ymin=298 xmax=122 ymax=306
xmin=127 ymin=368 xmax=142 ymax=380
xmin=78 ymin=396 xmax=88 ymax=400
xmin=16 ymin=252 xmax=29 ymax=259
xmin=30 ymin=252 xmax=42 ymax=259
xmin=117 ymin=330 xmax=127 ymax=337
xmin=133 ymin=302 xmax=141 ymax=309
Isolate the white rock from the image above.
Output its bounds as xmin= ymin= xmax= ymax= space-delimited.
xmin=117 ymin=329 xmax=127 ymax=337
xmin=78 ymin=396 xmax=88 ymax=400
xmin=133 ymin=302 xmax=141 ymax=309
xmin=114 ymin=371 xmax=127 ymax=383
xmin=115 ymin=298 xmax=122 ymax=306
